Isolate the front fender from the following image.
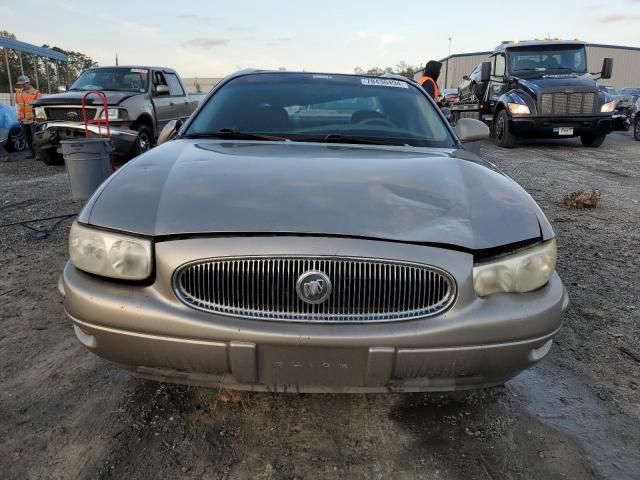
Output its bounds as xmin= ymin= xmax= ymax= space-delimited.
xmin=122 ymin=96 xmax=157 ymax=135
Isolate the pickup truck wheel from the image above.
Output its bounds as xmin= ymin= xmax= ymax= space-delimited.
xmin=494 ymin=110 xmax=516 ymax=148
xmin=133 ymin=125 xmax=154 ymax=155
xmin=580 ymin=133 xmax=606 ymax=148
xmin=634 ymin=116 xmax=640 ymax=141
xmin=40 ymin=148 xmax=64 ymax=165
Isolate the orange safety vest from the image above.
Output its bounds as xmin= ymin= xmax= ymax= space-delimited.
xmin=16 ymin=87 xmax=41 ymax=121
xmin=419 ymin=76 xmax=439 ymax=100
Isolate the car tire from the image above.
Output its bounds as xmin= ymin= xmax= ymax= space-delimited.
xmin=40 ymin=148 xmax=64 ymax=165
xmin=9 ymin=127 xmax=26 ymax=152
xmin=580 ymin=133 xmax=606 ymax=148
xmin=494 ymin=110 xmax=516 ymax=148
xmin=132 ymin=125 xmax=154 ymax=156
xmin=634 ymin=116 xmax=640 ymax=141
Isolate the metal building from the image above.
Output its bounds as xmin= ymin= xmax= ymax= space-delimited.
xmin=416 ymin=43 xmax=640 ymax=90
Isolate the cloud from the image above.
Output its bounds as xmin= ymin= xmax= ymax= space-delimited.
xmin=379 ymin=33 xmax=404 ymax=49
xmin=177 ymin=14 xmax=219 ymax=25
xmin=121 ymin=21 xmax=159 ymax=36
xmin=598 ymin=13 xmax=640 ymax=22
xmin=183 ymin=37 xmax=230 ymax=48
xmin=266 ymin=37 xmax=292 ymax=47
xmin=227 ymin=26 xmax=252 ymax=32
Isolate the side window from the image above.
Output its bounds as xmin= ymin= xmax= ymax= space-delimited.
xmin=165 ymin=73 xmax=185 ymax=96
xmin=494 ymin=54 xmax=506 ymax=76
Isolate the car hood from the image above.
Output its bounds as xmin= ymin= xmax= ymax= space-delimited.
xmin=81 ymin=141 xmax=548 ymax=251
xmin=32 ymin=90 xmax=139 ymax=106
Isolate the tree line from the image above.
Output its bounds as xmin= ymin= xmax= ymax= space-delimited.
xmin=0 ymin=30 xmax=97 ymax=93
xmin=354 ymin=62 xmax=423 ymax=79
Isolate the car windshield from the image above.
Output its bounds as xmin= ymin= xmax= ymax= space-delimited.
xmin=618 ymin=88 xmax=640 ymax=96
xmin=185 ymin=73 xmax=456 ymax=148
xmin=508 ymin=46 xmax=587 ymax=76
xmin=70 ymin=67 xmax=149 ymax=92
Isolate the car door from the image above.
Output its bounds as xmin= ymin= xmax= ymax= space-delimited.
xmin=488 ymin=53 xmax=507 ymax=104
xmin=151 ymin=71 xmax=174 ymax=133
xmin=164 ymin=72 xmax=191 ymax=120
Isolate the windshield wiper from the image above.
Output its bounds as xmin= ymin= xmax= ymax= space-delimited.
xmin=183 ymin=128 xmax=289 ymax=142
xmin=319 ymin=134 xmax=406 ymax=146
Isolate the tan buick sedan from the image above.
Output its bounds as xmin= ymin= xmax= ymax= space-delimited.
xmin=60 ymin=71 xmax=568 ymax=392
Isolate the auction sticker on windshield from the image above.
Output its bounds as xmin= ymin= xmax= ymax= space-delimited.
xmin=131 ymin=68 xmax=148 ymax=74
xmin=361 ymin=78 xmax=408 ymax=88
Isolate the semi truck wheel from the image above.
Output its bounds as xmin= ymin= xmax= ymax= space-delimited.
xmin=580 ymin=133 xmax=606 ymax=148
xmin=494 ymin=110 xmax=516 ymax=148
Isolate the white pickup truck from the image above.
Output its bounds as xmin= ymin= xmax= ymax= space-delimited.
xmin=32 ymin=66 xmax=200 ymax=164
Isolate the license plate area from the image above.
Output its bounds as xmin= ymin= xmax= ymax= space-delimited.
xmin=556 ymin=127 xmax=574 ymax=136
xmin=258 ymin=345 xmax=367 ymax=387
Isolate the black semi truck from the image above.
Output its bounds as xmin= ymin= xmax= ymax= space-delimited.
xmin=450 ymin=40 xmax=615 ymax=148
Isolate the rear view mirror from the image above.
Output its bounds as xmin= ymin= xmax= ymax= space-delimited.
xmin=155 ymin=84 xmax=170 ymax=96
xmin=454 ymin=118 xmax=490 ymax=143
xmin=462 ymin=75 xmax=470 ymax=81
xmin=157 ymin=119 xmax=183 ymax=145
xmin=601 ymin=58 xmax=613 ymax=80
xmin=480 ymin=62 xmax=492 ymax=82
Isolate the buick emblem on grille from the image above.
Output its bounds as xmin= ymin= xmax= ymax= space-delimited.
xmin=296 ymin=270 xmax=332 ymax=304
xmin=66 ymin=111 xmax=79 ymax=120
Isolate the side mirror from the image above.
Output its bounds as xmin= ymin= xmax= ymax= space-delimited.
xmin=601 ymin=58 xmax=613 ymax=80
xmin=157 ymin=119 xmax=183 ymax=145
xmin=462 ymin=75 xmax=471 ymax=81
xmin=155 ymin=84 xmax=170 ymax=96
xmin=454 ymin=118 xmax=490 ymax=143
xmin=480 ymin=62 xmax=492 ymax=82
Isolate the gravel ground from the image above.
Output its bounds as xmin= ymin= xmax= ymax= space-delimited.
xmin=0 ymin=132 xmax=639 ymax=479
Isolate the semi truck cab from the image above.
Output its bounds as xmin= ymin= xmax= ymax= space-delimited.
xmin=470 ymin=40 xmax=615 ymax=148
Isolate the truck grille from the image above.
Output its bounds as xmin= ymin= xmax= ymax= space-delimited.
xmin=44 ymin=107 xmax=97 ymax=121
xmin=540 ymin=93 xmax=595 ymax=115
xmin=173 ymin=256 xmax=457 ymax=323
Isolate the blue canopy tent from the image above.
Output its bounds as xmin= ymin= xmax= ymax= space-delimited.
xmin=0 ymin=36 xmax=68 ymax=104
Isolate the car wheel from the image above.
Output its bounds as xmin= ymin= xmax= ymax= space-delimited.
xmin=133 ymin=125 xmax=154 ymax=155
xmin=634 ymin=117 xmax=640 ymax=141
xmin=40 ymin=148 xmax=64 ymax=165
xmin=494 ymin=110 xmax=516 ymax=148
xmin=580 ymin=133 xmax=606 ymax=148
xmin=9 ymin=128 xmax=26 ymax=152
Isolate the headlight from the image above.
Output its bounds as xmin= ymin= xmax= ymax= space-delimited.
xmin=100 ymin=108 xmax=128 ymax=120
xmin=600 ymin=100 xmax=616 ymax=113
xmin=69 ymin=222 xmax=152 ymax=280
xmin=34 ymin=106 xmax=46 ymax=121
xmin=473 ymin=239 xmax=556 ymax=297
xmin=507 ymin=103 xmax=530 ymax=115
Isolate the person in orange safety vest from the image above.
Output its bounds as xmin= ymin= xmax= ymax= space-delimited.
xmin=418 ymin=61 xmax=442 ymax=102
xmin=15 ymin=75 xmax=41 ymax=158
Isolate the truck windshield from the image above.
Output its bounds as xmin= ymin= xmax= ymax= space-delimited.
xmin=508 ymin=46 xmax=587 ymax=75
xmin=70 ymin=67 xmax=149 ymax=92
xmin=185 ymin=73 xmax=456 ymax=148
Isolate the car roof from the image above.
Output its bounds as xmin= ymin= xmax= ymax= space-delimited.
xmin=85 ymin=65 xmax=178 ymax=74
xmin=223 ymin=69 xmax=418 ymax=86
xmin=493 ymin=39 xmax=586 ymax=54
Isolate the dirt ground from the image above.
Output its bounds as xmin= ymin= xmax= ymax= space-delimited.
xmin=1 ymin=132 xmax=639 ymax=480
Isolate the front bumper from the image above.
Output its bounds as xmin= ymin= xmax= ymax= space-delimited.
xmin=34 ymin=122 xmax=138 ymax=157
xmin=510 ymin=115 xmax=612 ymax=138
xmin=60 ymin=237 xmax=568 ymax=393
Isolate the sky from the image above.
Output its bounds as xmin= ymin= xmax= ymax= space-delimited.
xmin=1 ymin=0 xmax=639 ymax=78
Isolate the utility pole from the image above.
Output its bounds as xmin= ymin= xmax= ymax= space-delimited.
xmin=444 ymin=36 xmax=451 ymax=89
xmin=4 ymin=47 xmax=14 ymax=105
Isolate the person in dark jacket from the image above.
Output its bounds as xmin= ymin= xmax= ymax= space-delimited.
xmin=418 ymin=61 xmax=442 ymax=100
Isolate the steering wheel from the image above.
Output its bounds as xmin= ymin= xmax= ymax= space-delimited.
xmin=357 ymin=117 xmax=396 ymax=128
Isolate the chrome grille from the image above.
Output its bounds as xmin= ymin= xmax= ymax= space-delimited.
xmin=44 ymin=107 xmax=97 ymax=121
xmin=540 ymin=92 xmax=596 ymax=115
xmin=173 ymin=256 xmax=457 ymax=323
